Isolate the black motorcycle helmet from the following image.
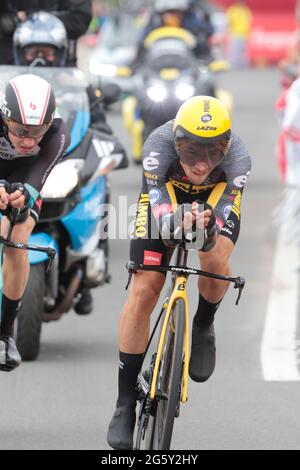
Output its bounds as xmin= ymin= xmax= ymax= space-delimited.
xmin=13 ymin=11 xmax=68 ymax=67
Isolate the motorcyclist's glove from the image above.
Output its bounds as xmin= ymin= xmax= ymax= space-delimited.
xmin=0 ymin=13 xmax=18 ymax=35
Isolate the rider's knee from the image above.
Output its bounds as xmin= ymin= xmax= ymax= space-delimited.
xmin=11 ymin=220 xmax=33 ymax=244
xmin=4 ymin=223 xmax=32 ymax=261
xmin=199 ymin=236 xmax=233 ymax=273
xmin=200 ymin=257 xmax=229 ymax=276
xmin=131 ymin=272 xmax=165 ymax=305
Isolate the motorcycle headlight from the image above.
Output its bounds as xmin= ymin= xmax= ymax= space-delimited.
xmin=175 ymin=83 xmax=195 ymax=101
xmin=146 ymin=84 xmax=167 ymax=102
xmin=41 ymin=159 xmax=84 ymax=199
xmin=89 ymin=58 xmax=117 ymax=77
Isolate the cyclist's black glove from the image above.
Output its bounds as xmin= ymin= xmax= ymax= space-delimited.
xmin=160 ymin=204 xmax=199 ymax=247
xmin=9 ymin=182 xmax=30 ymax=210
xmin=0 ymin=181 xmax=30 ymax=220
xmin=0 ymin=179 xmax=10 ymax=191
xmin=0 ymin=180 xmax=11 ymax=216
xmin=201 ymin=213 xmax=217 ymax=252
xmin=160 ymin=205 xmax=185 ymax=247
xmin=160 ymin=201 xmax=218 ymax=251
xmin=195 ymin=201 xmax=218 ymax=252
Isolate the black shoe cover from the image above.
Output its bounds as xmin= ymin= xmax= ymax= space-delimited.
xmin=189 ymin=321 xmax=216 ymax=383
xmin=107 ymin=404 xmax=136 ymax=450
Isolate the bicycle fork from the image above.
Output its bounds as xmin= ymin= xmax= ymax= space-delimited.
xmin=150 ymin=275 xmax=190 ymax=403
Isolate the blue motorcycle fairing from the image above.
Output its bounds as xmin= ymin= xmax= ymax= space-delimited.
xmin=61 ymin=175 xmax=106 ymax=251
xmin=28 ymin=233 xmax=59 ymax=265
xmin=66 ymin=110 xmax=90 ymax=154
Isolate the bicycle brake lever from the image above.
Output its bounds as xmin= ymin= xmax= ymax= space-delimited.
xmin=234 ymin=276 xmax=245 ymax=305
xmin=125 ymin=261 xmax=138 ymax=290
xmin=45 ymin=248 xmax=56 ymax=273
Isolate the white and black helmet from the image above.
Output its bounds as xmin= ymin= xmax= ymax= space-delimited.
xmin=154 ymin=0 xmax=189 ymax=12
xmin=1 ymin=74 xmax=56 ymax=138
xmin=13 ymin=11 xmax=68 ymax=67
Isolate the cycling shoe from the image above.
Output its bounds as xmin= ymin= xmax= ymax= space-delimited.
xmin=0 ymin=335 xmax=21 ymax=372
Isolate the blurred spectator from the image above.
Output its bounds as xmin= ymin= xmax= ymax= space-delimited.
xmin=88 ymin=0 xmax=108 ymax=35
xmin=226 ymin=0 xmax=252 ymax=68
xmin=277 ymin=0 xmax=300 ymax=91
xmin=275 ymin=4 xmax=300 ymax=180
xmin=0 ymin=1 xmax=92 ymax=65
xmin=296 ymin=0 xmax=300 ymax=27
xmin=278 ymin=30 xmax=300 ymax=91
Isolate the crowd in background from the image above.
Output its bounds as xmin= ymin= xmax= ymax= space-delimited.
xmin=2 ymin=1 xmax=297 ymax=71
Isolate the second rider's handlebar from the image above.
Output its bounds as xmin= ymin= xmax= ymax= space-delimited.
xmin=0 ymin=206 xmax=56 ymax=273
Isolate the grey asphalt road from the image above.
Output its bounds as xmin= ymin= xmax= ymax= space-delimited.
xmin=1 ymin=67 xmax=299 ymax=450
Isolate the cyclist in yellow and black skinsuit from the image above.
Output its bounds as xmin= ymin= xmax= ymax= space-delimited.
xmin=107 ymin=96 xmax=251 ymax=450
xmin=132 ymin=130 xmax=248 ymax=263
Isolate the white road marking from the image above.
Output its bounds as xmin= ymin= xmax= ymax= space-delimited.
xmin=261 ymin=223 xmax=300 ymax=381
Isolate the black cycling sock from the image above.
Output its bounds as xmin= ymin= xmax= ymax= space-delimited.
xmin=0 ymin=295 xmax=21 ymax=336
xmin=193 ymin=293 xmax=222 ymax=329
xmin=117 ymin=351 xmax=144 ymax=407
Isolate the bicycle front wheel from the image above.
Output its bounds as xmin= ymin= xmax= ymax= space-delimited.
xmin=151 ymin=298 xmax=185 ymax=450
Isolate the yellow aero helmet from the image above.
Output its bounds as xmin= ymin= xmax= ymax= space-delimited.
xmin=173 ymin=95 xmax=231 ymax=144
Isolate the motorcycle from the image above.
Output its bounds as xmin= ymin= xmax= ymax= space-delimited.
xmin=0 ymin=65 xmax=128 ymax=361
xmin=122 ymin=27 xmax=231 ymax=163
xmin=88 ymin=9 xmax=148 ymax=97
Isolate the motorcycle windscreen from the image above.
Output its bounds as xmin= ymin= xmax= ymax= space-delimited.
xmin=145 ymin=38 xmax=194 ymax=73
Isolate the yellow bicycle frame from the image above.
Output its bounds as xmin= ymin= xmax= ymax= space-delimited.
xmin=150 ymin=275 xmax=190 ymax=403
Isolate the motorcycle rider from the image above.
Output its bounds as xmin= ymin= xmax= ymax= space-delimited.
xmin=133 ymin=0 xmax=214 ymax=65
xmin=0 ymin=73 xmax=70 ymax=371
xmin=13 ymin=10 xmax=114 ymax=315
xmin=13 ymin=11 xmax=113 ymax=133
xmin=0 ymin=0 xmax=92 ymax=65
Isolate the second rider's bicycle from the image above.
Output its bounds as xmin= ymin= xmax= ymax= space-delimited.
xmin=126 ymin=243 xmax=245 ymax=450
xmin=0 ymin=207 xmax=55 ymax=370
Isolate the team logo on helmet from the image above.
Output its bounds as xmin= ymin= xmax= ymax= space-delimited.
xmin=197 ymin=125 xmax=217 ymax=131
xmin=0 ymin=94 xmax=11 ymax=118
xmin=201 ymin=114 xmax=212 ymax=123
